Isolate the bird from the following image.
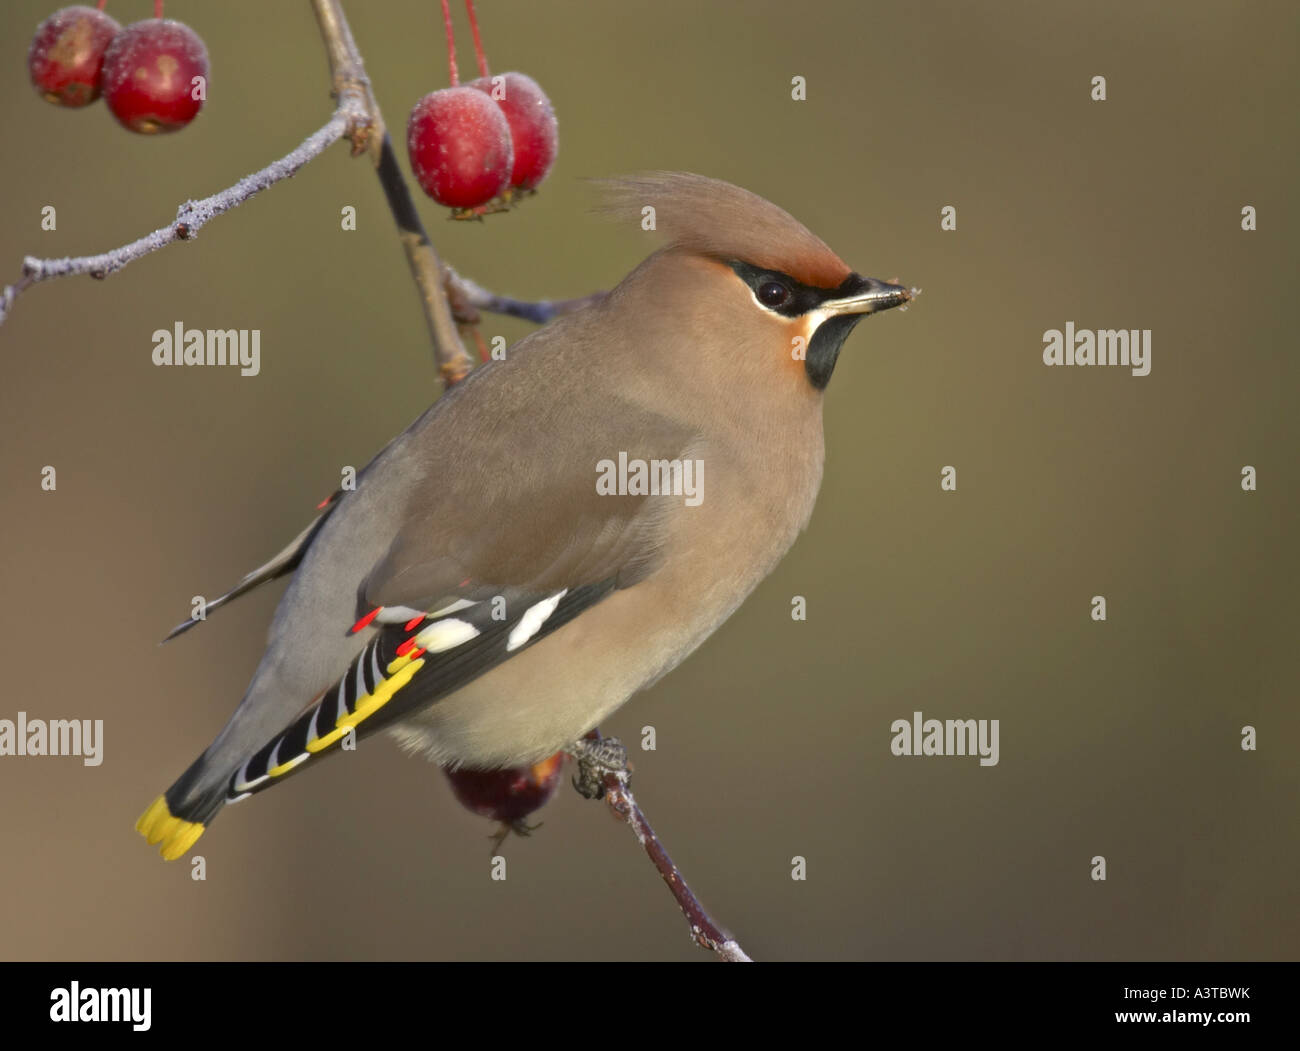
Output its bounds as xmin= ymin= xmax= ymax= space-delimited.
xmin=137 ymin=172 xmax=912 ymax=860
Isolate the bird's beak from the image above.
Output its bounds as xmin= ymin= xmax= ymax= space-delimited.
xmin=822 ymin=273 xmax=912 ymax=317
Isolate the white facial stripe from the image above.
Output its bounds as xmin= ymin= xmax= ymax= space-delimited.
xmin=804 ymin=306 xmax=832 ymax=331
xmin=507 ymin=590 xmax=568 ymax=652
xmin=415 ymin=617 xmax=481 ymax=653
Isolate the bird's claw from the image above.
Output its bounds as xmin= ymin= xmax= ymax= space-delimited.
xmin=567 ymin=735 xmax=629 ymax=800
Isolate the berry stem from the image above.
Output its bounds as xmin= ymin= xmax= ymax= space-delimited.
xmin=154 ymin=0 xmax=163 ymax=19
xmin=465 ymin=0 xmax=489 ymax=78
xmin=97 ymin=0 xmax=107 ymax=11
xmin=439 ymin=0 xmax=458 ymax=86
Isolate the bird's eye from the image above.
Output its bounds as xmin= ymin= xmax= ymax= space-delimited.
xmin=757 ymin=280 xmax=790 ymax=308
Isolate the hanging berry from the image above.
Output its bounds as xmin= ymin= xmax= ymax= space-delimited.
xmin=407 ymin=0 xmax=513 ymax=214
xmin=462 ymin=2 xmax=558 ymax=196
xmin=28 ymin=3 xmax=122 ymax=108
xmin=443 ymin=753 xmax=565 ymax=827
xmin=100 ymin=2 xmax=209 ymax=134
xmin=470 ymin=71 xmax=558 ymax=194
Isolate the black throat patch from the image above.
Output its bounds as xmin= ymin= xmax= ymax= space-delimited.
xmin=727 ymin=262 xmax=874 ymax=390
xmin=805 ymin=313 xmax=865 ymax=390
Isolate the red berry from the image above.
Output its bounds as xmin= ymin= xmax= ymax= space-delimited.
xmin=27 ymin=5 xmax=121 ymax=108
xmin=101 ymin=18 xmax=208 ymax=134
xmin=443 ymin=753 xmax=564 ymax=824
xmin=407 ymin=86 xmax=513 ymax=210
xmin=469 ymin=72 xmax=557 ymax=191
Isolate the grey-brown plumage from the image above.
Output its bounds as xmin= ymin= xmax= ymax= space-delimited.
xmin=140 ymin=172 xmax=911 ymax=858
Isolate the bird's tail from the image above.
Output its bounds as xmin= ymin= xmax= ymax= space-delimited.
xmin=137 ymin=621 xmax=432 ymax=860
xmin=135 ymin=752 xmax=232 ymax=861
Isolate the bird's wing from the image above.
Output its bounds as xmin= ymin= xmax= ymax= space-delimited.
xmin=200 ymin=388 xmax=699 ymax=807
xmin=161 ymin=493 xmax=343 ymax=641
xmin=362 ymin=380 xmax=692 ymax=610
xmin=218 ymin=580 xmax=618 ymax=805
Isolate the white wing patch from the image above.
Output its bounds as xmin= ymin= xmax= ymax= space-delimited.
xmin=507 ymin=590 xmax=568 ymax=652
xmin=415 ymin=617 xmax=481 ymax=653
xmin=374 ymin=598 xmax=479 ymax=625
xmin=373 ymin=605 xmax=429 ymax=624
xmin=429 ymin=598 xmax=479 ymax=617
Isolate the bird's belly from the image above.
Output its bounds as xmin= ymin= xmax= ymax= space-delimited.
xmin=387 ymin=576 xmax=721 ymax=767
xmin=388 ymin=496 xmax=803 ymax=769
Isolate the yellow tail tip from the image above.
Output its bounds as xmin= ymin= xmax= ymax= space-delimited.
xmin=136 ymin=794 xmax=205 ymax=860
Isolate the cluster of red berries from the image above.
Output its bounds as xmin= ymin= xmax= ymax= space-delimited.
xmin=408 ymin=0 xmax=558 ymax=215
xmin=27 ymin=2 xmax=208 ymax=134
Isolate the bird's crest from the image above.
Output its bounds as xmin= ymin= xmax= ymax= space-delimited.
xmin=595 ymin=172 xmax=852 ymax=290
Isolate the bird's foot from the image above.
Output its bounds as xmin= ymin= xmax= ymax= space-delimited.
xmin=567 ymin=734 xmax=629 ymax=800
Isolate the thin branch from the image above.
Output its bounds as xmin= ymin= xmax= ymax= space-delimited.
xmin=310 ymin=0 xmax=378 ymax=158
xmin=311 ymin=0 xmax=473 ymax=386
xmin=584 ymin=732 xmax=753 ymax=962
xmin=0 ymin=111 xmax=353 ymax=327
xmin=607 ymin=781 xmax=752 ymax=961
xmin=448 ymin=270 xmax=607 ymax=325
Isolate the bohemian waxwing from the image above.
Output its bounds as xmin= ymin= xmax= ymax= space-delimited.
xmin=137 ymin=171 xmax=912 ymax=859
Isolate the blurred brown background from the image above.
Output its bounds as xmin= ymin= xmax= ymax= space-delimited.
xmin=0 ymin=0 xmax=1295 ymax=961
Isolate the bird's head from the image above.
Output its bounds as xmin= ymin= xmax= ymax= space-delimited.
xmin=597 ymin=172 xmax=911 ymax=393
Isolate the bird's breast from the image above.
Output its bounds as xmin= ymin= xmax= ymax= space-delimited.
xmin=390 ymin=429 xmax=826 ymax=769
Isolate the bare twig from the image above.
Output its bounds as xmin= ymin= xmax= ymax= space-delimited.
xmin=311 ymin=0 xmax=472 ymax=386
xmin=606 ymin=780 xmax=753 ymax=961
xmin=583 ymin=732 xmax=753 ymax=962
xmin=0 ymin=112 xmax=353 ymax=327
xmin=447 ymin=270 xmax=607 ymax=325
